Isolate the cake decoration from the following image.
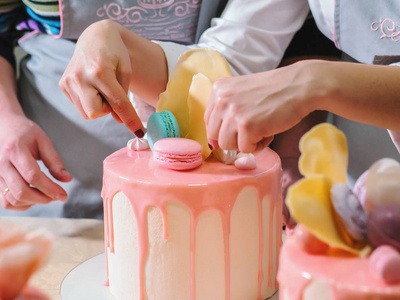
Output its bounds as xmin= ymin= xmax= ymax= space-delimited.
xmin=127 ymin=138 xmax=149 ymax=151
xmin=369 ymin=245 xmax=400 ymax=284
xmin=234 ymin=153 xmax=257 ymax=170
xmin=286 ymin=123 xmax=370 ymax=256
xmin=278 ymin=122 xmax=400 ymax=300
xmin=157 ymin=48 xmax=232 ymax=159
xmin=153 ymin=137 xmax=203 ymax=170
xmin=147 ymin=110 xmax=180 ymax=151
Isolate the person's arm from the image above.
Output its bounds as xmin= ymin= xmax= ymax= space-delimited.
xmin=158 ymin=0 xmax=310 ymax=76
xmin=316 ymin=61 xmax=400 ymax=131
xmin=0 ymin=56 xmax=72 ymax=211
xmin=59 ymin=20 xmax=163 ymax=135
xmin=60 ymin=0 xmax=310 ymax=129
xmin=204 ymin=59 xmax=400 ymax=154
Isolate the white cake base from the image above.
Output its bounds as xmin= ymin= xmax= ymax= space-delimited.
xmin=107 ymin=187 xmax=279 ymax=300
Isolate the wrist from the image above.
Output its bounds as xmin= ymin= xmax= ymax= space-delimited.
xmin=296 ymin=60 xmax=339 ymax=115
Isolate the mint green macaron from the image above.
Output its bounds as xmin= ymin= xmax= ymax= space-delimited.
xmin=147 ymin=110 xmax=180 ymax=151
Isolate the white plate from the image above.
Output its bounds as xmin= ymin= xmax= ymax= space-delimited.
xmin=60 ymin=253 xmax=116 ymax=300
xmin=60 ymin=253 xmax=279 ymax=300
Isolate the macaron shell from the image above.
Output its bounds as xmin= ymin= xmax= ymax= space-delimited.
xmin=147 ymin=111 xmax=180 ymax=151
xmin=153 ymin=138 xmax=202 ymax=170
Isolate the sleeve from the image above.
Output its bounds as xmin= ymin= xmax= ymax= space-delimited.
xmin=157 ymin=0 xmax=310 ymax=76
xmin=0 ymin=0 xmax=23 ymax=69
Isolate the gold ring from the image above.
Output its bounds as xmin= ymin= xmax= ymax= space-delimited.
xmin=3 ymin=188 xmax=10 ymax=196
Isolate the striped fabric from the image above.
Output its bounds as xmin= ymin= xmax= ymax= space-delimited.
xmin=0 ymin=0 xmax=61 ymax=34
xmin=0 ymin=0 xmax=21 ymax=32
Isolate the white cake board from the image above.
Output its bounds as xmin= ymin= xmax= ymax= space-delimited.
xmin=60 ymin=253 xmax=279 ymax=300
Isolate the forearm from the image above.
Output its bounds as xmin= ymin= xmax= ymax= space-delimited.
xmin=308 ymin=60 xmax=400 ymax=131
xmin=0 ymin=56 xmax=24 ymax=118
xmin=116 ymin=23 xmax=168 ymax=106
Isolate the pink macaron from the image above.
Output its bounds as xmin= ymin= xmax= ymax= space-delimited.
xmin=153 ymin=138 xmax=202 ymax=170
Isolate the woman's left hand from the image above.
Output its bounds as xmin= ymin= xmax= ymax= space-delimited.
xmin=204 ymin=61 xmax=319 ymax=153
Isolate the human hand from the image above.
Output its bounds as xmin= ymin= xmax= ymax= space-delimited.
xmin=0 ymin=220 xmax=52 ymax=300
xmin=204 ymin=61 xmax=317 ymax=153
xmin=59 ymin=20 xmax=146 ymax=137
xmin=0 ymin=114 xmax=72 ymax=210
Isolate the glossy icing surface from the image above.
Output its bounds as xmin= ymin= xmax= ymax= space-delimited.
xmin=102 ymin=147 xmax=282 ymax=300
xmin=278 ymin=231 xmax=400 ymax=300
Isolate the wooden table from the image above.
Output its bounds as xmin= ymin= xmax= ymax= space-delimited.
xmin=1 ymin=217 xmax=104 ymax=300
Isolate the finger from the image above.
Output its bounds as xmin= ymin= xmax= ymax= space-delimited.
xmin=208 ymin=138 xmax=219 ymax=151
xmin=60 ymin=78 xmax=89 ymax=120
xmin=1 ymin=164 xmax=55 ymax=207
xmin=80 ymin=89 xmax=112 ymax=120
xmin=36 ymin=135 xmax=72 ymax=185
xmin=257 ymin=136 xmax=274 ymax=150
xmin=218 ymin=117 xmax=238 ymax=151
xmin=111 ymin=111 xmax=123 ymax=124
xmin=204 ymin=84 xmax=217 ymax=126
xmin=206 ymin=107 xmax=223 ymax=143
xmin=98 ymin=82 xmax=145 ymax=137
xmin=115 ymin=58 xmax=131 ymax=95
xmin=0 ymin=179 xmax=32 ymax=211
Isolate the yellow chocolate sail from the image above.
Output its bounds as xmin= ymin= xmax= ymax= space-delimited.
xmin=186 ymin=73 xmax=213 ymax=159
xmin=286 ymin=123 xmax=371 ymax=257
xmin=157 ymin=48 xmax=231 ymax=158
xmin=299 ymin=123 xmax=348 ymax=184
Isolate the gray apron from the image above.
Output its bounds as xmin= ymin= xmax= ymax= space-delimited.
xmin=332 ymin=0 xmax=400 ymax=186
xmin=3 ymin=0 xmax=224 ymax=218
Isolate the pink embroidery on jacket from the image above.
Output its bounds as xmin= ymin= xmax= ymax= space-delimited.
xmin=96 ymin=1 xmax=201 ymax=43
xmin=371 ymin=18 xmax=400 ymax=42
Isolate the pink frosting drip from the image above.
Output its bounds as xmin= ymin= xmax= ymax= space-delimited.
xmin=278 ymin=232 xmax=400 ymax=299
xmin=102 ymin=147 xmax=282 ymax=299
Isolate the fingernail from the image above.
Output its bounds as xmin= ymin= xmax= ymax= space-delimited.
xmin=208 ymin=143 xmax=213 ymax=150
xmin=57 ymin=192 xmax=68 ymax=202
xmin=135 ymin=129 xmax=145 ymax=138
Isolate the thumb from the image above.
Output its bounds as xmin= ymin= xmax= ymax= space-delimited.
xmin=37 ymin=134 xmax=73 ymax=182
xmin=255 ymin=136 xmax=274 ymax=152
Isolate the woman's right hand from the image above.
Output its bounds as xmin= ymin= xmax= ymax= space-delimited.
xmin=59 ymin=20 xmax=169 ymax=138
xmin=0 ymin=113 xmax=72 ymax=210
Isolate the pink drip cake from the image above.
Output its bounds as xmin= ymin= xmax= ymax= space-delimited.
xmin=102 ymin=145 xmax=282 ymax=300
xmin=277 ymin=123 xmax=400 ymax=300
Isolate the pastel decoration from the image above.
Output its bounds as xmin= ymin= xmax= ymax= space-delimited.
xmin=213 ymin=148 xmax=237 ymax=165
xmin=330 ymin=183 xmax=368 ymax=245
xmin=353 ymin=170 xmax=368 ymax=209
xmin=186 ymin=73 xmax=213 ymax=159
xmin=299 ymin=123 xmax=348 ymax=184
xmin=367 ymin=204 xmax=400 ymax=251
xmin=369 ymin=245 xmax=400 ymax=284
xmin=286 ymin=176 xmax=366 ymax=256
xmin=365 ymin=158 xmax=400 ymax=213
xmin=147 ymin=111 xmax=180 ymax=151
xmin=293 ymin=224 xmax=330 ymax=255
xmin=153 ymin=138 xmax=202 ymax=171
xmin=127 ymin=138 xmax=149 ymax=151
xmin=157 ymin=48 xmax=232 ymax=139
xmin=286 ymin=123 xmax=371 ymax=256
xmin=234 ymin=153 xmax=257 ymax=170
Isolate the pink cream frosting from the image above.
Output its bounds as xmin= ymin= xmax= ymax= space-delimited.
xmin=278 ymin=228 xmax=400 ymax=299
xmin=102 ymin=147 xmax=282 ymax=300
